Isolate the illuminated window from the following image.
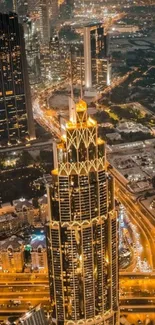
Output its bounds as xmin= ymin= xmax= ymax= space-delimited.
xmin=5 ymin=91 xmax=13 ymax=96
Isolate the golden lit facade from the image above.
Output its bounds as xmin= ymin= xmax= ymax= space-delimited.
xmin=46 ymin=100 xmax=118 ymax=325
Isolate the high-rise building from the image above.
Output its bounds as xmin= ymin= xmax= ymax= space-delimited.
xmin=46 ymin=99 xmax=118 ymax=325
xmin=49 ymin=0 xmax=58 ymax=20
xmin=40 ymin=46 xmax=51 ymax=82
xmin=23 ymin=17 xmax=41 ymax=85
xmin=0 ymin=12 xmax=35 ymax=147
xmin=13 ymin=0 xmax=18 ymax=13
xmin=16 ymin=305 xmax=48 ymax=325
xmin=84 ymin=23 xmax=110 ymax=90
xmin=13 ymin=0 xmax=28 ymax=23
xmin=27 ymin=0 xmax=40 ymax=14
xmin=0 ymin=0 xmax=14 ymax=13
xmin=39 ymin=0 xmax=50 ymax=44
xmin=50 ymin=36 xmax=70 ymax=82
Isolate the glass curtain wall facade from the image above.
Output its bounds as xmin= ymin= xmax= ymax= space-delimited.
xmin=90 ymin=26 xmax=108 ymax=88
xmin=0 ymin=12 xmax=35 ymax=146
xmin=84 ymin=24 xmax=110 ymax=89
xmin=46 ymin=100 xmax=118 ymax=325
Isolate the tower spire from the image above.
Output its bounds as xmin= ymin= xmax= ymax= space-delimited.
xmin=80 ymin=51 xmax=83 ymax=99
xmin=70 ymin=49 xmax=74 ymax=99
xmin=69 ymin=48 xmax=76 ymax=123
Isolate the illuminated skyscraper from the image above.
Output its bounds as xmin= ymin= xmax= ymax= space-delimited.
xmin=0 ymin=12 xmax=35 ymax=147
xmin=23 ymin=17 xmax=41 ymax=85
xmin=13 ymin=0 xmax=28 ymax=22
xmin=50 ymin=0 xmax=58 ymax=19
xmin=84 ymin=24 xmax=110 ymax=90
xmin=39 ymin=0 xmax=50 ymax=44
xmin=84 ymin=26 xmax=92 ymax=89
xmin=13 ymin=0 xmax=18 ymax=13
xmin=46 ymin=100 xmax=118 ymax=325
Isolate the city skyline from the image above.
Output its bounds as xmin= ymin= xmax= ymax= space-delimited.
xmin=0 ymin=1 xmax=155 ymax=325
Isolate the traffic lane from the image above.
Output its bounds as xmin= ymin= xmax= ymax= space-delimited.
xmin=0 ymin=285 xmax=49 ymax=292
xmin=116 ymin=190 xmax=154 ymax=268
xmin=120 ymin=298 xmax=155 ymax=305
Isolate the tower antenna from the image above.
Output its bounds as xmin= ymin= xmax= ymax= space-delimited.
xmin=80 ymin=51 xmax=83 ymax=99
xmin=70 ymin=48 xmax=74 ymax=99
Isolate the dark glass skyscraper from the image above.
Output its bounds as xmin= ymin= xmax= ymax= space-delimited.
xmin=0 ymin=12 xmax=35 ymax=147
xmin=46 ymin=100 xmax=118 ymax=325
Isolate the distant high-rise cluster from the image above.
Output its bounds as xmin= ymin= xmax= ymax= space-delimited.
xmin=46 ymin=100 xmax=118 ymax=324
xmin=12 ymin=0 xmax=58 ymax=43
xmin=0 ymin=12 xmax=35 ymax=147
xmin=73 ymin=0 xmax=105 ymax=17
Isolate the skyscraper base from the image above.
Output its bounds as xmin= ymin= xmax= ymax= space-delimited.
xmin=84 ymin=88 xmax=98 ymax=97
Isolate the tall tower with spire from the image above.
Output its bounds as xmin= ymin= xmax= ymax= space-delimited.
xmin=46 ymin=99 xmax=118 ymax=325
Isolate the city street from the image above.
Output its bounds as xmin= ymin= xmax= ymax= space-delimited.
xmin=111 ymin=164 xmax=155 ymax=270
xmin=116 ymin=186 xmax=155 ymax=269
xmin=0 ymin=273 xmax=50 ymax=321
xmin=120 ymin=313 xmax=155 ymax=324
xmin=120 ymin=275 xmax=155 ymax=296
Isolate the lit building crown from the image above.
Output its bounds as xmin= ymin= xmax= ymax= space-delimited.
xmin=46 ymin=99 xmax=118 ymax=325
